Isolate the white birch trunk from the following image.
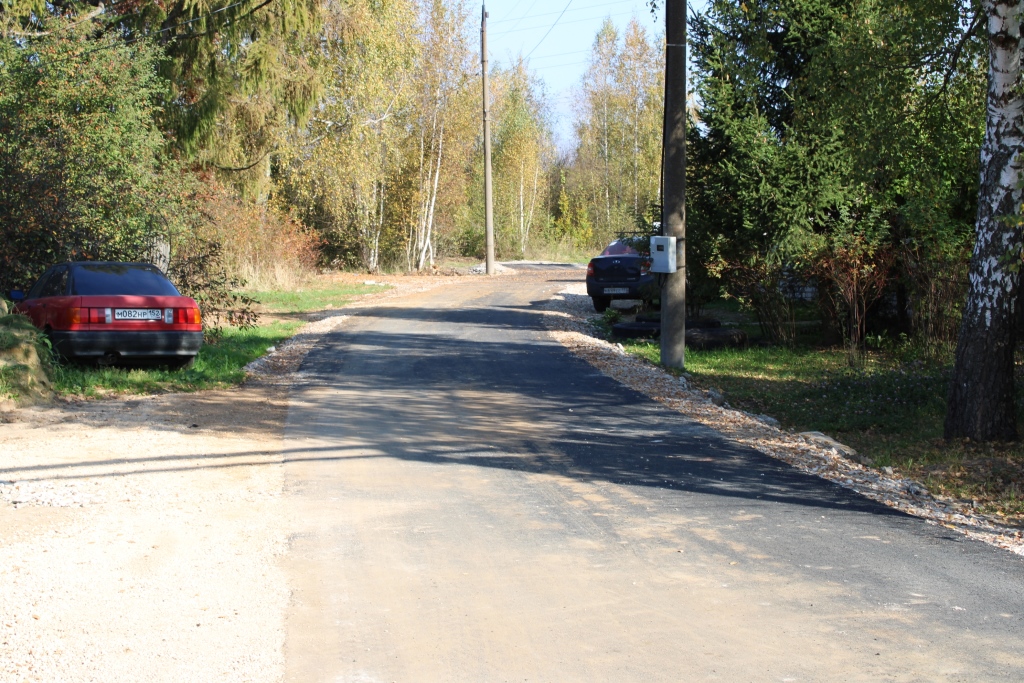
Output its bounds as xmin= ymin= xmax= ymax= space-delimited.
xmin=418 ymin=123 xmax=444 ymax=271
xmin=946 ymin=0 xmax=1024 ymax=440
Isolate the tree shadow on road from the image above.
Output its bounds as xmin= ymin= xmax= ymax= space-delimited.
xmin=3 ymin=302 xmax=908 ymax=522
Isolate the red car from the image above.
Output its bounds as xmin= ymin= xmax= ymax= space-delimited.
xmin=11 ymin=262 xmax=203 ymax=368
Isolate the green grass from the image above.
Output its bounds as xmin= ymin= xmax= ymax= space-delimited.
xmin=626 ymin=342 xmax=947 ymax=435
xmin=0 ymin=366 xmax=24 ymax=401
xmin=52 ymin=320 xmax=304 ymax=396
xmin=250 ymin=282 xmax=384 ymax=314
xmin=623 ymin=337 xmax=1024 ymax=523
xmin=0 ymin=313 xmax=42 ymax=351
xmin=42 ymin=278 xmax=386 ymax=398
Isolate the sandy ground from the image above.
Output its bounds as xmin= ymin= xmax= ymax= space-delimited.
xmin=0 ymin=382 xmax=292 ymax=682
xmin=0 ymin=273 xmax=462 ymax=682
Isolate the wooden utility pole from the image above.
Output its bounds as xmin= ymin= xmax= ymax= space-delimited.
xmin=482 ymin=4 xmax=495 ymax=275
xmin=660 ymin=0 xmax=687 ymax=368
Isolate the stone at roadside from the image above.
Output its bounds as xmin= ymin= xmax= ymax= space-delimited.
xmin=611 ymin=321 xmax=660 ymax=339
xmin=882 ymin=466 xmax=894 ymax=475
xmin=686 ymin=327 xmax=747 ymax=350
xmin=633 ymin=314 xmax=721 ymax=328
xmin=906 ymin=481 xmax=930 ymax=498
xmin=799 ymin=431 xmax=871 ymax=465
xmin=707 ymin=388 xmax=725 ymax=406
xmin=469 ymin=262 xmax=515 ymax=275
xmin=545 ymin=281 xmax=1024 ymax=556
xmin=0 ymin=330 xmax=52 ymax=404
xmin=756 ymin=414 xmax=780 ymax=428
xmin=687 ymin=317 xmax=721 ymax=329
xmin=678 ymin=376 xmax=689 ymax=390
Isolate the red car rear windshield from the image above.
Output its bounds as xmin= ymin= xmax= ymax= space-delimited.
xmin=601 ymin=241 xmax=639 ymax=256
xmin=70 ymin=264 xmax=181 ymax=296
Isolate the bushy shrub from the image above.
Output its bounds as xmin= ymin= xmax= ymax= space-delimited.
xmin=0 ymin=312 xmax=53 ymax=401
xmin=0 ymin=24 xmax=178 ymax=293
xmin=455 ymin=226 xmax=486 ymax=260
xmin=168 ymin=239 xmax=260 ymax=342
xmin=0 ymin=312 xmax=40 ymax=352
xmin=193 ymin=179 xmax=321 ymax=288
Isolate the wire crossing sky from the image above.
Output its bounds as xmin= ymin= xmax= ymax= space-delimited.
xmin=481 ymin=0 xmax=665 ymax=150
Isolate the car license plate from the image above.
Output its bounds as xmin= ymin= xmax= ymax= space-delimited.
xmin=114 ymin=308 xmax=162 ymax=321
xmin=603 ymin=287 xmax=629 ymax=295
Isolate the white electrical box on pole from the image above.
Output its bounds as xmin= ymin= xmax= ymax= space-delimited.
xmin=481 ymin=4 xmax=495 ymax=276
xmin=660 ymin=0 xmax=687 ymax=368
xmin=650 ymin=235 xmax=677 ymax=273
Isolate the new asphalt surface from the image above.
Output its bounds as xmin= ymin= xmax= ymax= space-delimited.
xmin=282 ymin=268 xmax=1024 ymax=682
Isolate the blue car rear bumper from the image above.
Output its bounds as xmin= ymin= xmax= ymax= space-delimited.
xmin=586 ymin=274 xmax=656 ymax=299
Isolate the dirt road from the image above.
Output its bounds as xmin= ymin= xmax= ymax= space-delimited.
xmin=2 ymin=267 xmax=1023 ymax=682
xmin=282 ymin=270 xmax=1023 ymax=681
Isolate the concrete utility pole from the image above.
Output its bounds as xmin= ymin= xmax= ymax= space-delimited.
xmin=481 ymin=4 xmax=495 ymax=275
xmin=660 ymin=0 xmax=687 ymax=368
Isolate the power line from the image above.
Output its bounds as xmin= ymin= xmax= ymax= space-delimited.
xmin=490 ymin=0 xmax=633 ymax=25
xmin=29 ymin=0 xmax=259 ymax=67
xmin=525 ymin=0 xmax=573 ymax=60
xmin=499 ymin=0 xmax=543 ymax=30
xmin=529 ymin=58 xmax=590 ymax=70
xmin=491 ymin=10 xmax=634 ymax=36
xmin=528 ymin=48 xmax=589 ymax=61
xmin=8 ymin=0 xmax=150 ymax=39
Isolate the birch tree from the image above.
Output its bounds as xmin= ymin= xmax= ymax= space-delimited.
xmin=614 ymin=19 xmax=663 ymax=219
xmin=570 ymin=18 xmax=663 ymax=245
xmin=492 ymin=61 xmax=552 ymax=257
xmin=575 ymin=21 xmax=620 ymax=238
xmin=945 ymin=0 xmax=1024 ymax=441
xmin=408 ymin=0 xmax=474 ymax=271
xmin=278 ymin=0 xmax=418 ymax=270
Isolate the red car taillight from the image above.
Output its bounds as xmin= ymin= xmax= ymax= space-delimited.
xmin=69 ymin=308 xmax=85 ymax=325
xmin=87 ymin=308 xmax=112 ymax=323
xmin=175 ymin=307 xmax=201 ymax=325
xmin=586 ymin=262 xmax=595 ymax=277
xmin=641 ymin=259 xmax=651 ymax=275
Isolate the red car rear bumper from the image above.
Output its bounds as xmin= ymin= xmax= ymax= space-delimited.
xmin=50 ymin=330 xmax=204 ymax=359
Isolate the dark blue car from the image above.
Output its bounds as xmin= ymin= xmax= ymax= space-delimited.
xmin=585 ymin=240 xmax=655 ymax=312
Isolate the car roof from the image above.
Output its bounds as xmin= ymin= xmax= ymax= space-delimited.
xmin=60 ymin=261 xmax=162 ymax=268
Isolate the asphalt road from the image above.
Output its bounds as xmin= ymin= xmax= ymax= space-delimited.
xmin=282 ymin=268 xmax=1024 ymax=682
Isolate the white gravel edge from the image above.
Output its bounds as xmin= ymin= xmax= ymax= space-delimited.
xmin=542 ymin=285 xmax=1024 ymax=557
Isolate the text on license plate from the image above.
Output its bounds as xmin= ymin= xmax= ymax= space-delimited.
xmin=603 ymin=287 xmax=629 ymax=294
xmin=114 ymin=308 xmax=162 ymax=321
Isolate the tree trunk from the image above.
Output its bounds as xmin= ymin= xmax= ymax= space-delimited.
xmin=945 ymin=0 xmax=1024 ymax=441
xmin=524 ymin=160 xmax=540 ymax=257
xmin=418 ymin=125 xmax=444 ymax=271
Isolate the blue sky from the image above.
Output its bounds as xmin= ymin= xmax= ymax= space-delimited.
xmin=479 ymin=0 xmax=666 ymax=150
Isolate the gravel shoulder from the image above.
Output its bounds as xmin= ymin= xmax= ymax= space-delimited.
xmin=542 ymin=283 xmax=1024 ymax=557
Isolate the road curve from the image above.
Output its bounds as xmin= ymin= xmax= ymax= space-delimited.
xmin=282 ymin=268 xmax=1024 ymax=682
